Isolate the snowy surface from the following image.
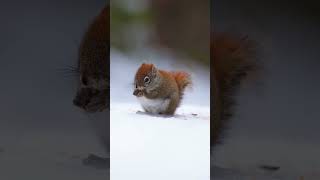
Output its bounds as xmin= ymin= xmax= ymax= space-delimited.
xmin=110 ymin=50 xmax=210 ymax=180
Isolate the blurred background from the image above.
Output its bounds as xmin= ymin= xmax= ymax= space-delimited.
xmin=213 ymin=0 xmax=320 ymax=179
xmin=0 ymin=0 xmax=108 ymax=179
xmin=111 ymin=0 xmax=210 ymax=64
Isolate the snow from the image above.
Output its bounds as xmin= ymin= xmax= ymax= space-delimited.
xmin=110 ymin=49 xmax=210 ymax=180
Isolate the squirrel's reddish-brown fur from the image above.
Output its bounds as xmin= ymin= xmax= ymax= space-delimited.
xmin=74 ymin=5 xmax=109 ymax=112
xmin=72 ymin=5 xmax=109 ymax=169
xmin=212 ymin=33 xmax=257 ymax=147
xmin=133 ymin=63 xmax=191 ymax=115
xmin=171 ymin=71 xmax=191 ymax=92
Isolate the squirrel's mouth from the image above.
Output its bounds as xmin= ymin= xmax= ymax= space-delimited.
xmin=73 ymin=88 xmax=108 ymax=113
xmin=133 ymin=89 xmax=143 ymax=97
xmin=84 ymin=100 xmax=107 ymax=113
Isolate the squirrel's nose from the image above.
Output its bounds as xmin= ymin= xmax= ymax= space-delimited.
xmin=73 ymin=96 xmax=84 ymax=108
xmin=73 ymin=88 xmax=91 ymax=108
xmin=133 ymin=89 xmax=139 ymax=96
xmin=133 ymin=89 xmax=143 ymax=97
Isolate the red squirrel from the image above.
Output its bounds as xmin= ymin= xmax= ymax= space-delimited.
xmin=72 ymin=5 xmax=109 ymax=169
xmin=212 ymin=33 xmax=257 ymax=148
xmin=133 ymin=63 xmax=191 ymax=115
xmin=73 ymin=5 xmax=109 ymax=112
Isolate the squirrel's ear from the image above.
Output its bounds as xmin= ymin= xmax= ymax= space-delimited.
xmin=151 ymin=65 xmax=157 ymax=75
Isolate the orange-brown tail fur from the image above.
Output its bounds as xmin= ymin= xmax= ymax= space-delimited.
xmin=172 ymin=71 xmax=191 ymax=99
xmin=212 ymin=33 xmax=257 ymax=148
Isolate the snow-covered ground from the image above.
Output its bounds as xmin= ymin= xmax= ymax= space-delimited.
xmin=110 ymin=49 xmax=210 ymax=180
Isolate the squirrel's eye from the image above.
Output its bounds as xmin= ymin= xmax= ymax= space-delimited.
xmin=144 ymin=76 xmax=150 ymax=83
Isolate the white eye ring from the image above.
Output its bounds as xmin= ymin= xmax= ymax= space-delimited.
xmin=144 ymin=76 xmax=150 ymax=83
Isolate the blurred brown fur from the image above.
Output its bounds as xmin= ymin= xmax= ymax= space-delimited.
xmin=73 ymin=5 xmax=109 ymax=169
xmin=150 ymin=0 xmax=210 ymax=62
xmin=73 ymin=5 xmax=109 ymax=113
xmin=212 ymin=33 xmax=257 ymax=147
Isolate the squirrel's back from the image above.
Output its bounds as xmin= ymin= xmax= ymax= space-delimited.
xmin=78 ymin=5 xmax=109 ymax=80
xmin=212 ymin=33 xmax=257 ymax=147
xmin=80 ymin=6 xmax=109 ymax=45
xmin=159 ymin=71 xmax=191 ymax=102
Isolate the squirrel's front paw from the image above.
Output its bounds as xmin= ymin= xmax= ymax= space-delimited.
xmin=136 ymin=110 xmax=145 ymax=114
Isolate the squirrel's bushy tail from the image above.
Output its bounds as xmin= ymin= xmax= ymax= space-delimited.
xmin=172 ymin=71 xmax=191 ymax=99
xmin=212 ymin=33 xmax=257 ymax=147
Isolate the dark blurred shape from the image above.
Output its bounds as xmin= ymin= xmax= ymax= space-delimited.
xmin=73 ymin=5 xmax=110 ymax=170
xmin=82 ymin=153 xmax=109 ymax=169
xmin=150 ymin=0 xmax=210 ymax=63
xmin=259 ymin=165 xmax=280 ymax=172
xmin=73 ymin=5 xmax=109 ymax=113
xmin=73 ymin=88 xmax=108 ymax=112
xmin=211 ymin=33 xmax=257 ymax=148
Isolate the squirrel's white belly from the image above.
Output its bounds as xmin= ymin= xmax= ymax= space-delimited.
xmin=137 ymin=96 xmax=170 ymax=114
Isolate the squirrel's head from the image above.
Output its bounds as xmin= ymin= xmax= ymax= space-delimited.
xmin=72 ymin=51 xmax=109 ymax=112
xmin=73 ymin=42 xmax=109 ymax=113
xmin=73 ymin=11 xmax=110 ymax=112
xmin=73 ymin=6 xmax=109 ymax=113
xmin=133 ymin=63 xmax=159 ymax=97
xmin=73 ymin=70 xmax=109 ymax=113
